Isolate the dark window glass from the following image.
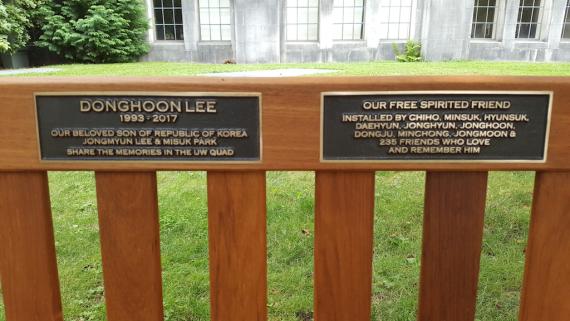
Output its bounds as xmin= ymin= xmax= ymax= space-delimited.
xmin=164 ymin=9 xmax=174 ymax=24
xmin=516 ymin=0 xmax=542 ymax=39
xmin=154 ymin=0 xmax=184 ymax=41
xmin=175 ymin=26 xmax=184 ymax=40
xmin=475 ymin=7 xmax=487 ymax=22
xmin=563 ymin=24 xmax=570 ymax=39
xmin=473 ymin=24 xmax=491 ymax=39
xmin=175 ymin=10 xmax=183 ymax=24
xmin=156 ymin=25 xmax=165 ymax=40
xmin=521 ymin=8 xmax=532 ymax=21
xmin=471 ymin=0 xmax=497 ymax=39
xmin=530 ymin=7 xmax=540 ymax=22
xmin=563 ymin=1 xmax=570 ymax=39
xmin=154 ymin=9 xmax=163 ymax=24
xmin=472 ymin=24 xmax=480 ymax=38
xmin=165 ymin=25 xmax=176 ymax=40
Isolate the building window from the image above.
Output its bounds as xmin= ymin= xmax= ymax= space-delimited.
xmin=333 ymin=0 xmax=365 ymax=40
xmin=562 ymin=0 xmax=570 ymax=39
xmin=199 ymin=0 xmax=231 ymax=41
xmin=286 ymin=0 xmax=319 ymax=41
xmin=471 ymin=0 xmax=497 ymax=39
xmin=515 ymin=0 xmax=544 ymax=39
xmin=154 ymin=0 xmax=184 ymax=41
xmin=379 ymin=0 xmax=414 ymax=40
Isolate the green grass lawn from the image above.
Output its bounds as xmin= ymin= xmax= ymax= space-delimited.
xmin=0 ymin=61 xmax=553 ymax=320
xmin=4 ymin=60 xmax=570 ymax=76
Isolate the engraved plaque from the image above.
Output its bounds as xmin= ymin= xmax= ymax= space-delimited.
xmin=321 ymin=92 xmax=552 ymax=162
xmin=35 ymin=93 xmax=261 ymax=162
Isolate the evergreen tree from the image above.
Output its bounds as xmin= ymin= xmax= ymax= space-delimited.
xmin=37 ymin=0 xmax=149 ymax=63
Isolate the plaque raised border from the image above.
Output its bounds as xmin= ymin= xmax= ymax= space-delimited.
xmin=320 ymin=91 xmax=553 ymax=163
xmin=34 ymin=92 xmax=263 ymax=163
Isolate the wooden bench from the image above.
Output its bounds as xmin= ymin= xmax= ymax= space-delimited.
xmin=0 ymin=76 xmax=568 ymax=321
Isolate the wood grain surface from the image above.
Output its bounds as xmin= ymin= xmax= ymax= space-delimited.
xmin=418 ymin=172 xmax=488 ymax=321
xmin=0 ymin=76 xmax=568 ymax=171
xmin=314 ymin=171 xmax=375 ymax=321
xmin=207 ymin=171 xmax=267 ymax=321
xmin=95 ymin=172 xmax=164 ymax=321
xmin=0 ymin=172 xmax=63 ymax=321
xmin=519 ymin=172 xmax=570 ymax=321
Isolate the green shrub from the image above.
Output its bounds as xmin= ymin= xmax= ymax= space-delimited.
xmin=393 ymin=40 xmax=422 ymax=62
xmin=0 ymin=0 xmax=43 ymax=54
xmin=36 ymin=0 xmax=149 ymax=63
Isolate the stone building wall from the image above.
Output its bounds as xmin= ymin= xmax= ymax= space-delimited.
xmin=143 ymin=0 xmax=570 ymax=63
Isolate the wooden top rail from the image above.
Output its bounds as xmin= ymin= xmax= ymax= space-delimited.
xmin=1 ymin=76 xmax=569 ymax=171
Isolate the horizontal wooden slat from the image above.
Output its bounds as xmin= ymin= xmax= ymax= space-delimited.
xmin=314 ymin=171 xmax=375 ymax=321
xmin=418 ymin=172 xmax=488 ymax=321
xmin=0 ymin=77 xmax=569 ymax=171
xmin=519 ymin=172 xmax=570 ymax=321
xmin=95 ymin=172 xmax=164 ymax=321
xmin=0 ymin=172 xmax=63 ymax=321
xmin=207 ymin=171 xmax=267 ymax=321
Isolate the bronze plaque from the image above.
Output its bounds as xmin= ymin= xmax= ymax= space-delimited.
xmin=321 ymin=91 xmax=552 ymax=162
xmin=35 ymin=93 xmax=261 ymax=162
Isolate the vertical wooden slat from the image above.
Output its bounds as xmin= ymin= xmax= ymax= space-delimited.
xmin=418 ymin=172 xmax=488 ymax=321
xmin=95 ymin=172 xmax=164 ymax=321
xmin=207 ymin=171 xmax=267 ymax=321
xmin=314 ymin=171 xmax=375 ymax=321
xmin=519 ymin=172 xmax=570 ymax=321
xmin=0 ymin=172 xmax=63 ymax=321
